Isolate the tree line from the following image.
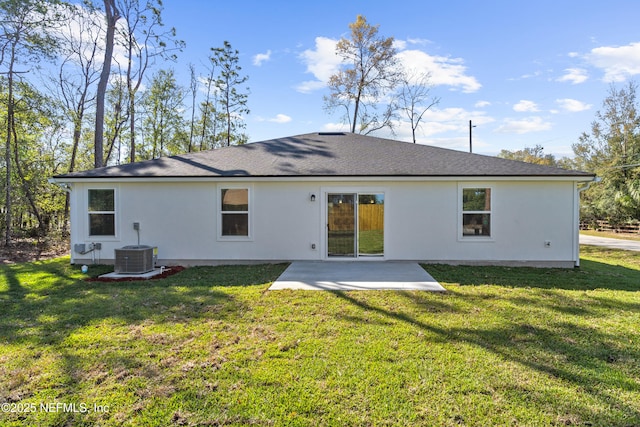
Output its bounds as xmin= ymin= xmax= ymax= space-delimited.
xmin=1 ymin=3 xmax=637 ymax=247
xmin=498 ymin=82 xmax=640 ymax=226
xmin=0 ymin=0 xmax=249 ymax=245
xmin=0 ymin=9 xmax=442 ymax=246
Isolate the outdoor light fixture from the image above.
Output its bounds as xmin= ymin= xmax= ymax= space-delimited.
xmin=310 ymin=193 xmax=316 ymax=202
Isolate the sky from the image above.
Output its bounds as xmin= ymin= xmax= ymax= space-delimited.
xmin=156 ymin=0 xmax=640 ymax=157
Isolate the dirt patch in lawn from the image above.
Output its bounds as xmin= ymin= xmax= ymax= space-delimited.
xmin=1 ymin=237 xmax=69 ymax=264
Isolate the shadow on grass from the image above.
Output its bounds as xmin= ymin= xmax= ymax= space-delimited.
xmin=0 ymin=259 xmax=288 ymax=411
xmin=1 ymin=268 xmax=233 ymax=343
xmin=0 ymin=261 xmax=291 ymax=346
xmin=332 ymin=290 xmax=640 ymax=426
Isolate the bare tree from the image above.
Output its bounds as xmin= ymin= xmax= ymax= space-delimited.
xmin=94 ymin=0 xmax=120 ymax=168
xmin=199 ymin=55 xmax=219 ymax=149
xmin=397 ymin=71 xmax=440 ymax=143
xmin=116 ymin=0 xmax=184 ymax=163
xmin=53 ymin=2 xmax=103 ymax=230
xmin=324 ymin=15 xmax=401 ymax=135
xmin=188 ymin=63 xmax=197 ymax=152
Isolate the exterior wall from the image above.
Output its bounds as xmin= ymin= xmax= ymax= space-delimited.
xmin=68 ymin=179 xmax=580 ymax=267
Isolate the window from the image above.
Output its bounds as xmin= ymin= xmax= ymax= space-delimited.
xmin=462 ymin=188 xmax=491 ymax=237
xmin=88 ymin=189 xmax=115 ymax=236
xmin=220 ymin=188 xmax=249 ymax=237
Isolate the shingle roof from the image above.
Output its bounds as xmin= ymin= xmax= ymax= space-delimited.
xmin=54 ymin=132 xmax=594 ymax=179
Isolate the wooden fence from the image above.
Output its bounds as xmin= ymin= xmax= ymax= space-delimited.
xmin=359 ymin=204 xmax=384 ymax=231
xmin=328 ymin=204 xmax=384 ymax=231
xmin=580 ymin=220 xmax=640 ymax=234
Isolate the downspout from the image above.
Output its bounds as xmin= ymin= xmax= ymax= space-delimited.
xmin=574 ymin=177 xmax=601 ymax=267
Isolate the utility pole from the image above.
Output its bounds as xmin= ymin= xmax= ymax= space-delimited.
xmin=469 ymin=120 xmax=476 ymax=153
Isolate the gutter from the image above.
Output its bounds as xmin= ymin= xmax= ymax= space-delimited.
xmin=47 ymin=177 xmax=72 ymax=193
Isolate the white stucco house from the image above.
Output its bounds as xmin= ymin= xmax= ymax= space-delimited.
xmin=51 ymin=132 xmax=595 ymax=268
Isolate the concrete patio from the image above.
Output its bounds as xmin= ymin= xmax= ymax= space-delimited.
xmin=269 ymin=261 xmax=445 ymax=291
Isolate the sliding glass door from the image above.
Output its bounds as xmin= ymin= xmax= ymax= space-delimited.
xmin=327 ymin=194 xmax=356 ymax=257
xmin=358 ymin=194 xmax=384 ymax=257
xmin=327 ymin=193 xmax=384 ymax=258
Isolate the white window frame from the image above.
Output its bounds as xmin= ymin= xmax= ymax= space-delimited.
xmin=217 ymin=184 xmax=253 ymax=241
xmin=87 ymin=187 xmax=118 ymax=238
xmin=458 ymin=184 xmax=494 ymax=242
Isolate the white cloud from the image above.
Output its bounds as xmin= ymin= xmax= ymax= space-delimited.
xmin=396 ymin=49 xmax=481 ymax=93
xmin=296 ymin=37 xmax=341 ymax=93
xmin=297 ymin=36 xmax=481 ymax=94
xmin=392 ymin=40 xmax=407 ymax=50
xmin=513 ymin=100 xmax=539 ymax=112
xmin=269 ymin=114 xmax=292 ymax=124
xmin=322 ymin=122 xmax=350 ymax=133
xmin=475 ymin=101 xmax=491 ymax=108
xmin=556 ymin=98 xmax=592 ymax=112
xmin=419 ymin=107 xmax=495 ymax=136
xmin=512 ymin=70 xmax=542 ymax=81
xmin=557 ymin=68 xmax=588 ymax=84
xmin=586 ymin=42 xmax=640 ymax=82
xmin=406 ymin=38 xmax=432 ymax=46
xmin=495 ymin=117 xmax=552 ymax=134
xmin=253 ymin=50 xmax=271 ymax=66
xmin=256 ymin=114 xmax=293 ymax=123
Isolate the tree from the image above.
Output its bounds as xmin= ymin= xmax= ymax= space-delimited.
xmin=324 ymin=15 xmax=401 ymax=135
xmin=141 ymin=68 xmax=187 ymax=159
xmin=572 ymin=81 xmax=640 ymax=223
xmin=53 ymin=2 xmax=103 ymax=231
xmin=94 ymin=0 xmax=120 ymax=168
xmin=197 ymin=52 xmax=223 ymax=150
xmin=187 ymin=63 xmax=197 ymax=152
xmin=103 ymin=73 xmax=129 ymax=164
xmin=0 ymin=0 xmax=59 ymax=244
xmin=211 ymin=41 xmax=249 ymax=146
xmin=397 ymin=70 xmax=440 ymax=143
xmin=116 ymin=0 xmax=184 ymax=163
xmin=498 ymin=145 xmax=558 ymax=167
xmin=56 ymin=2 xmax=102 ymax=172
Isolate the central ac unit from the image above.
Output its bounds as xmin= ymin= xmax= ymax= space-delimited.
xmin=114 ymin=245 xmax=157 ymax=274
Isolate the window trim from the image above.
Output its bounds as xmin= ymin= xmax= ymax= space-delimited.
xmin=217 ymin=184 xmax=253 ymax=241
xmin=458 ymin=184 xmax=494 ymax=242
xmin=87 ymin=187 xmax=118 ymax=238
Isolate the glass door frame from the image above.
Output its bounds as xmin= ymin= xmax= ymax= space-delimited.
xmin=327 ymin=193 xmax=357 ymax=258
xmin=323 ymin=188 xmax=386 ymax=260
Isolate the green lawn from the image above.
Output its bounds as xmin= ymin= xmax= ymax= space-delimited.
xmin=1 ymin=246 xmax=639 ymax=426
xmin=328 ymin=229 xmax=384 ymax=256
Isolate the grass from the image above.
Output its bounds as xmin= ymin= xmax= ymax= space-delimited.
xmin=328 ymin=229 xmax=384 ymax=256
xmin=0 ymin=247 xmax=639 ymax=426
xmin=358 ymin=229 xmax=384 ymax=255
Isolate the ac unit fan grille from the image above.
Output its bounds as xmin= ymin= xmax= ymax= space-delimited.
xmin=114 ymin=245 xmax=156 ymax=274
